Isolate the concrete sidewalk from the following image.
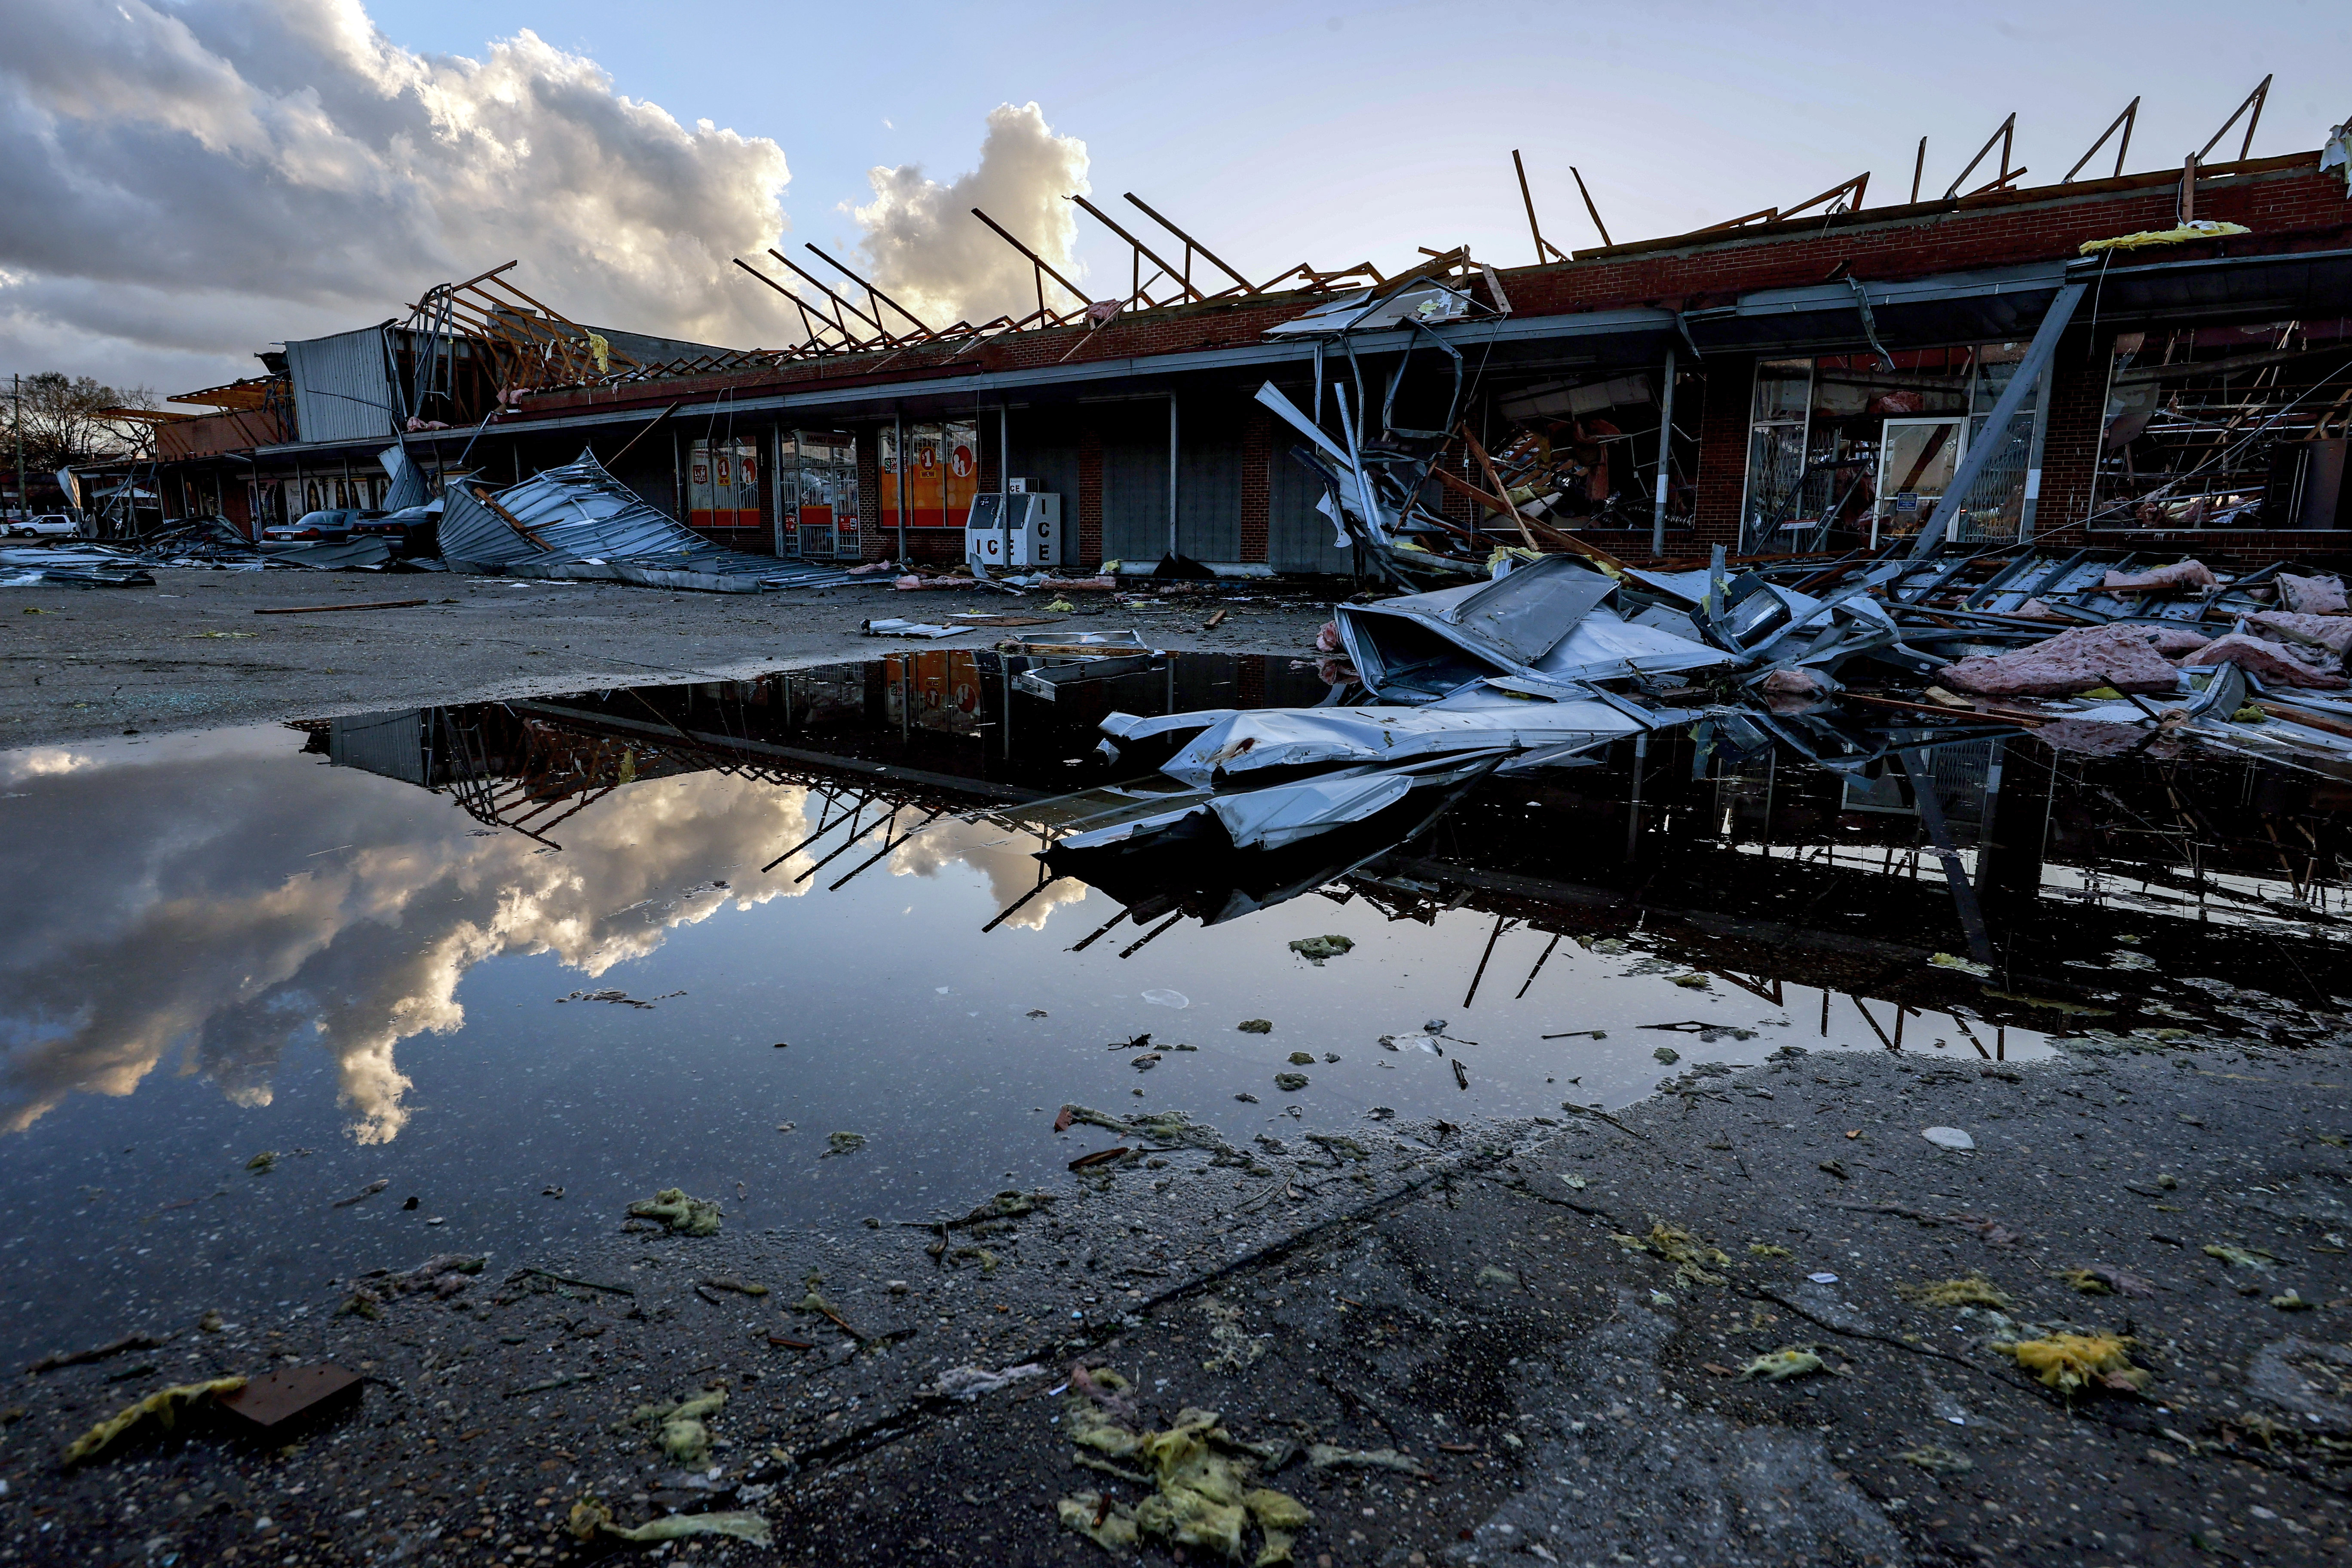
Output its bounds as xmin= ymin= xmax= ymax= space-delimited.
xmin=0 ymin=568 xmax=1336 ymax=748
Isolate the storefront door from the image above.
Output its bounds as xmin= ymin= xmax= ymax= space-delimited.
xmin=1872 ymin=417 xmax=1966 ymax=547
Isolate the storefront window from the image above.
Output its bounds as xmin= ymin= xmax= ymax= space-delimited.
xmin=687 ymin=439 xmax=760 ymax=530
xmin=2087 ymin=320 xmax=2352 ymax=530
xmin=1740 ymin=346 xmax=2037 ymax=553
xmin=877 ymin=420 xmax=979 ymax=532
xmin=778 ymin=432 xmax=861 ymax=559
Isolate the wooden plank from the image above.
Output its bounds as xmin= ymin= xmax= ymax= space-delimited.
xmin=254 ymin=598 xmax=430 ymax=616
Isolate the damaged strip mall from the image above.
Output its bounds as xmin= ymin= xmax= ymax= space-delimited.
xmin=46 ymin=102 xmax=2352 ymax=873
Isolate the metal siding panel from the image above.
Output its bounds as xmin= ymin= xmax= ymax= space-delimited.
xmin=1266 ymin=441 xmax=1348 ymax=573
xmin=285 ymin=329 xmax=396 ymax=445
xmin=1175 ymin=400 xmax=1242 ymax=561
xmin=1007 ymin=410 xmax=1082 ymax=526
xmin=1098 ymin=400 xmax=1169 ymax=563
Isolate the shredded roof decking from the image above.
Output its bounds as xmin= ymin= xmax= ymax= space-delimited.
xmin=438 ymin=453 xmax=866 ymax=592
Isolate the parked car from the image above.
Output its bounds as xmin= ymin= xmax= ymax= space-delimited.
xmin=348 ymin=505 xmax=436 ymax=549
xmin=263 ymin=508 xmax=373 ymax=543
xmin=7 ymin=514 xmax=78 ymax=539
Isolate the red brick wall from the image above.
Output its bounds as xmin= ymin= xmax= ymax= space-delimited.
xmin=1078 ymin=426 xmax=1104 ymax=564
xmin=496 ymin=157 xmax=2352 ymax=568
xmin=1503 ymin=158 xmax=2348 ymax=318
xmin=1692 ymin=356 xmax=1755 ymax=547
xmin=2035 ymin=328 xmax=2110 ymax=537
xmin=157 ymin=406 xmax=288 ymax=460
xmin=514 ymin=158 xmax=2347 ymax=432
xmin=855 ymin=428 xmax=885 ymax=560
xmin=1240 ymin=405 xmax=1271 ymax=563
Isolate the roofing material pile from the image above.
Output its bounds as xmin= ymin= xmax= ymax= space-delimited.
xmin=133 ymin=518 xmax=398 ymax=573
xmin=0 ymin=544 xmax=154 ymax=588
xmin=438 ymin=452 xmax=873 ymax=593
xmin=1052 ymin=547 xmax=2352 ymax=896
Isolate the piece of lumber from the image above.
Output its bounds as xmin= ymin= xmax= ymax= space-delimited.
xmin=253 ymin=599 xmax=429 ymax=616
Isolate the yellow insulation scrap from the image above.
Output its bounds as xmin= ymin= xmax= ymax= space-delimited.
xmin=1609 ymin=1220 xmax=1730 ymax=1288
xmin=62 ymin=1378 xmax=246 ymax=1466
xmin=1898 ymin=1275 xmax=2010 ymax=1310
xmin=1054 ymin=1368 xmax=1312 ymax=1562
xmin=1999 ymin=1333 xmax=2152 ymax=1395
xmin=567 ymin=1498 xmax=612 ymax=1539
xmin=2079 ymin=220 xmax=2250 ymax=255
xmin=625 ymin=1187 xmax=721 ymax=1236
xmin=619 ymin=1387 xmax=726 ymax=1466
xmin=607 ymin=1513 xmax=770 ymax=1545
xmin=1738 ymin=1348 xmax=1823 ymax=1382
xmin=566 ymin=1494 xmax=770 ymax=1546
xmin=1247 ymin=1488 xmax=1314 ymax=1565
xmin=1058 ymin=1492 xmax=1142 ymax=1550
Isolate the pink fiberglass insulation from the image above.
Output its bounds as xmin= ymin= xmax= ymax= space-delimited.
xmin=1759 ymin=667 xmax=1832 ymax=711
xmin=1936 ymin=623 xmax=2183 ymax=697
xmin=2101 ymin=560 xmax=2218 ymax=593
xmin=2180 ymin=634 xmax=2350 ymax=689
xmin=2277 ymin=573 xmax=2349 ymax=616
xmin=2245 ymin=612 xmax=2352 ymax=658
xmin=2144 ymin=625 xmax=2212 ymax=656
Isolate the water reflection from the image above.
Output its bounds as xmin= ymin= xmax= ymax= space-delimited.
xmin=0 ymin=734 xmax=820 ymax=1140
xmin=3 ymin=652 xmax=2342 ymax=1156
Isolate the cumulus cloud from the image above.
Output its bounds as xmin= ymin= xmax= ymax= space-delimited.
xmin=851 ymin=101 xmax=1092 ymax=329
xmin=0 ymin=749 xmax=813 ymax=1142
xmin=0 ymin=726 xmax=1101 ymax=1145
xmin=0 ymin=0 xmax=793 ymax=392
xmin=885 ymin=815 xmax=1092 ymax=932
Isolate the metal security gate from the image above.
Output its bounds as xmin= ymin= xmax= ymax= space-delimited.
xmin=1267 ymin=431 xmax=1348 ymax=573
xmin=1007 ymin=407 xmax=1083 ymax=556
xmin=1097 ymin=398 xmax=1170 ymax=564
xmin=1174 ymin=398 xmax=1242 ymax=562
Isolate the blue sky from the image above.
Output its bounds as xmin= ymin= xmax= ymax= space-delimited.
xmin=1 ymin=0 xmax=2343 ymax=394
xmin=370 ymin=0 xmax=2343 ymax=275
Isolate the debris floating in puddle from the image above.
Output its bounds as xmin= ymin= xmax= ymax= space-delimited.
xmin=625 ymin=1188 xmax=722 ymax=1235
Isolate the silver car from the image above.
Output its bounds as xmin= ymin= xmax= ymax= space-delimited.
xmin=8 ymin=514 xmax=78 ymax=539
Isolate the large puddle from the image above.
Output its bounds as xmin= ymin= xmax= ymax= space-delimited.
xmin=3 ymin=651 xmax=2343 ymax=1359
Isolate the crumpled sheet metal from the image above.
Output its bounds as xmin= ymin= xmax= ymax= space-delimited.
xmin=1070 ymin=682 xmax=1655 ymax=857
xmin=1623 ymin=560 xmax=1937 ymax=679
xmin=1949 ymin=550 xmax=2290 ymax=626
xmin=1335 ymin=557 xmax=1735 ymax=700
xmin=1255 ymin=381 xmax=1484 ymax=590
xmin=1341 ymin=555 xmax=1614 ymax=666
xmin=439 ymin=453 xmax=866 ymax=592
xmin=1155 ymin=689 xmax=1644 ymax=790
xmin=1263 ymin=279 xmax=1478 ymax=336
xmin=1059 ymin=760 xmax=1458 ymax=855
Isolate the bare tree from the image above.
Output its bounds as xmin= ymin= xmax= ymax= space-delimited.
xmin=7 ymin=373 xmax=159 ymax=471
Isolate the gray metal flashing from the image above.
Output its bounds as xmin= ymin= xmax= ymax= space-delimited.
xmin=2079 ymin=244 xmax=2352 ymax=324
xmin=253 ymin=306 xmax=1675 ymax=453
xmin=1710 ymin=260 xmax=2072 ymax=323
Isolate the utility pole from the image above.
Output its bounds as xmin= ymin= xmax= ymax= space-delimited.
xmin=12 ymin=374 xmax=22 ymax=524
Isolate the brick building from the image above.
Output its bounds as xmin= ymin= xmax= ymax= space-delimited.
xmin=138 ymin=146 xmax=2352 ymax=571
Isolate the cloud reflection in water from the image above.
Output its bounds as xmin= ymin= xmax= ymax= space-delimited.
xmin=0 ymin=729 xmax=1057 ymax=1143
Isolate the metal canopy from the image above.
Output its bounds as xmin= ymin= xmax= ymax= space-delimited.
xmin=1681 ymin=262 xmax=2072 ymax=356
xmin=2079 ymin=245 xmax=2352 ymax=326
